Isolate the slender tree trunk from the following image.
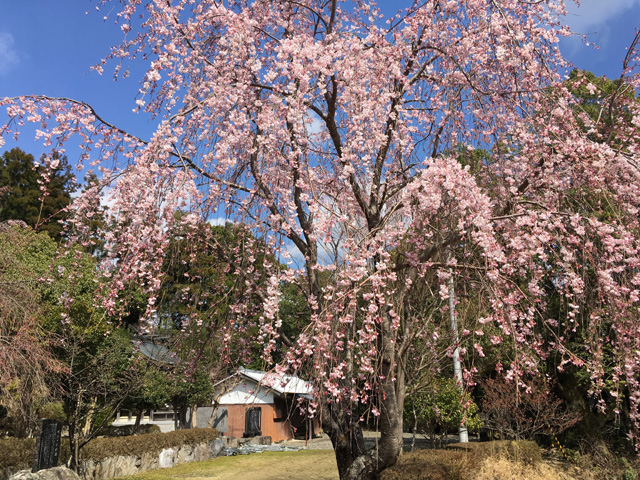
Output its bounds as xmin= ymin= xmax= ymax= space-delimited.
xmin=67 ymin=385 xmax=85 ymax=472
xmin=82 ymin=396 xmax=97 ymax=437
xmin=133 ymin=409 xmax=143 ymax=434
xmin=411 ymin=408 xmax=418 ymax=452
xmin=173 ymin=407 xmax=180 ymax=431
xmin=190 ymin=404 xmax=198 ymax=429
xmin=207 ymin=402 xmax=219 ymax=429
xmin=67 ymin=409 xmax=79 ymax=471
xmin=209 ymin=382 xmax=236 ymax=428
xmin=449 ymin=267 xmax=468 ymax=443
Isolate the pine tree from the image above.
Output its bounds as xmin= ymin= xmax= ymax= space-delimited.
xmin=0 ymin=148 xmax=74 ymax=241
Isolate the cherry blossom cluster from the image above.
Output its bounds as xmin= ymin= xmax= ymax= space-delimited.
xmin=3 ymin=0 xmax=640 ymax=451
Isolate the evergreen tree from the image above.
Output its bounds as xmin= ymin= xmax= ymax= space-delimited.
xmin=0 ymin=148 xmax=74 ymax=241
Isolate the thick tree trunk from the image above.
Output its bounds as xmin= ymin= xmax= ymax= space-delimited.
xmin=324 ymin=333 xmax=405 ymax=479
xmin=322 ymin=406 xmax=367 ymax=480
xmin=323 ymin=388 xmax=404 ymax=479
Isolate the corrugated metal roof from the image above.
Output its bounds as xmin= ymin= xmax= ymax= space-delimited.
xmin=135 ymin=340 xmax=178 ymax=364
xmin=239 ymin=367 xmax=313 ymax=396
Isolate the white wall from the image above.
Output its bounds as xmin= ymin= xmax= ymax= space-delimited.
xmin=218 ymin=379 xmax=274 ymax=405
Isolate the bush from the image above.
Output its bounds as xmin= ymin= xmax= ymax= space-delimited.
xmin=404 ymin=377 xmax=483 ymax=446
xmin=80 ymin=428 xmax=218 ymax=461
xmin=0 ymin=437 xmax=35 ymax=470
xmin=0 ymin=437 xmax=71 ymax=470
xmin=381 ymin=449 xmax=477 ymax=480
xmin=37 ymin=403 xmax=66 ymax=424
xmin=0 ymin=428 xmax=218 ymax=471
xmin=381 ymin=440 xmax=542 ymax=480
xmin=576 ymin=442 xmax=640 ymax=480
xmin=98 ymin=424 xmax=162 ymax=437
xmin=479 ymin=440 xmax=542 ymax=465
xmin=479 ymin=376 xmax=581 ymax=440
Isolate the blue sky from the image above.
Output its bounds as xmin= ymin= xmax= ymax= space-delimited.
xmin=0 ymin=0 xmax=639 ymax=165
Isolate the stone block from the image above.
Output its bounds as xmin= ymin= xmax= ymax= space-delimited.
xmin=9 ymin=467 xmax=80 ymax=480
xmin=158 ymin=448 xmax=175 ymax=469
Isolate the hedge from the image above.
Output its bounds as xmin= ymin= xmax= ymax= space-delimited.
xmin=382 ymin=440 xmax=542 ymax=480
xmin=445 ymin=440 xmax=542 ymax=465
xmin=98 ymin=424 xmax=161 ymax=438
xmin=80 ymin=428 xmax=219 ymax=461
xmin=0 ymin=428 xmax=218 ymax=470
xmin=0 ymin=437 xmax=68 ymax=471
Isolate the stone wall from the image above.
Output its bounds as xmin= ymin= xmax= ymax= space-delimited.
xmin=79 ymin=438 xmax=225 ymax=480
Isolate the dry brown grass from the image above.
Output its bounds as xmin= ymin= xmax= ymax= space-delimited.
xmin=380 ymin=449 xmax=478 ymax=480
xmin=475 ymin=457 xmax=584 ymax=480
xmin=381 ymin=441 xmax=588 ymax=480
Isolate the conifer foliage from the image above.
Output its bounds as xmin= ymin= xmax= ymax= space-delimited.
xmin=0 ymin=148 xmax=74 ymax=241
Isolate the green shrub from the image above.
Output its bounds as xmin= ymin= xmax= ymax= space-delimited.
xmin=37 ymin=403 xmax=66 ymax=424
xmin=404 ymin=377 xmax=483 ymax=445
xmin=623 ymin=465 xmax=638 ymax=480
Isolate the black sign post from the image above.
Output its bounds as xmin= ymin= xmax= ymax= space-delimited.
xmin=32 ymin=419 xmax=62 ymax=472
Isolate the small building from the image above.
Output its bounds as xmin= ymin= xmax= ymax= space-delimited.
xmin=112 ymin=368 xmax=319 ymax=441
xmin=209 ymin=368 xmax=318 ymax=442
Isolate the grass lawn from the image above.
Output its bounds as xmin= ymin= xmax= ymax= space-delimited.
xmin=111 ymin=441 xmax=607 ymax=480
xmin=113 ymin=450 xmax=339 ymax=480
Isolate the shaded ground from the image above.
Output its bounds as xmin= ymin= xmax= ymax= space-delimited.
xmin=281 ymin=431 xmax=458 ymax=451
xmin=113 ymin=450 xmax=339 ymax=480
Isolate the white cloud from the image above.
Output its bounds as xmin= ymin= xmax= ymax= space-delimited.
xmin=564 ymin=0 xmax=640 ymax=33
xmin=0 ymin=32 xmax=18 ymax=75
xmin=208 ymin=217 xmax=233 ymax=226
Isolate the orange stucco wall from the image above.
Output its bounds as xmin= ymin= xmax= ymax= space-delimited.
xmin=224 ymin=403 xmax=292 ymax=442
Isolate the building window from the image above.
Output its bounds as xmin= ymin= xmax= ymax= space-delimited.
xmin=151 ymin=410 xmax=175 ymax=421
